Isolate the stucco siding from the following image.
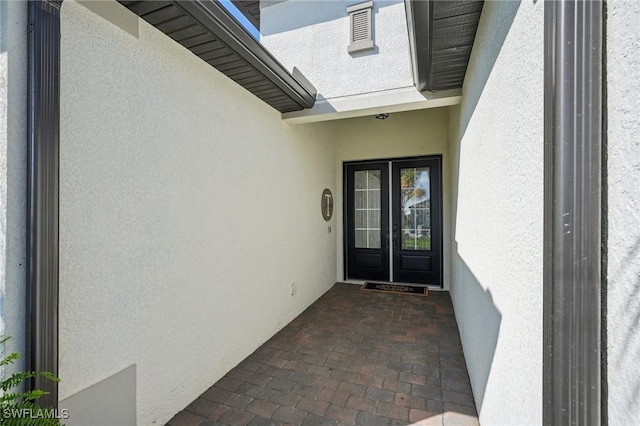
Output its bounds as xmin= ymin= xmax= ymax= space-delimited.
xmin=58 ymin=2 xmax=337 ymax=425
xmin=448 ymin=1 xmax=544 ymax=424
xmin=333 ymin=108 xmax=450 ymax=289
xmin=606 ymin=1 xmax=640 ymax=424
xmin=260 ymin=0 xmax=413 ymax=101
xmin=0 ymin=0 xmax=27 ymax=375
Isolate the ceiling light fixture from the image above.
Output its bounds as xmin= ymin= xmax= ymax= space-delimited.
xmin=374 ymin=113 xmax=390 ymax=120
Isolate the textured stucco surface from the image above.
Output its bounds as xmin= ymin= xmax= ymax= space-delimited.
xmin=448 ymin=1 xmax=543 ymax=424
xmin=59 ymin=2 xmax=337 ymax=424
xmin=606 ymin=1 xmax=640 ymax=424
xmin=333 ymin=108 xmax=451 ymax=290
xmin=0 ymin=0 xmax=27 ymax=374
xmin=261 ymin=0 xmax=414 ymax=101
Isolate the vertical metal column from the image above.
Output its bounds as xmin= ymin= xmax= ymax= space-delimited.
xmin=543 ymin=0 xmax=604 ymax=425
xmin=27 ymin=0 xmax=62 ymax=408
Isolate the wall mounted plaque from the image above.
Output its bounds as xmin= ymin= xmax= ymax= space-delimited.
xmin=321 ymin=189 xmax=333 ymax=221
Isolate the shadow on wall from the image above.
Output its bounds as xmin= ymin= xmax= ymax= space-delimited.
xmin=0 ymin=0 xmax=7 ymax=53
xmin=458 ymin=0 xmax=520 ymax=138
xmin=260 ymin=0 xmax=396 ymax=36
xmin=451 ymin=245 xmax=502 ymax=414
xmin=447 ymin=1 xmax=521 ymax=415
xmin=611 ymin=237 xmax=640 ymax=415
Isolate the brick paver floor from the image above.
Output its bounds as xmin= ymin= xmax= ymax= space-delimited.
xmin=167 ymin=283 xmax=479 ymax=426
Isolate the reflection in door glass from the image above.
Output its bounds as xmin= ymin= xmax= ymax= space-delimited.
xmin=354 ymin=170 xmax=381 ymax=248
xmin=400 ymin=167 xmax=431 ymax=250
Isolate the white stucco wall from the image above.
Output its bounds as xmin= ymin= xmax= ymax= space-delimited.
xmin=606 ymin=1 xmax=640 ymax=424
xmin=58 ymin=2 xmax=337 ymax=425
xmin=333 ymin=108 xmax=450 ymax=289
xmin=0 ymin=0 xmax=27 ymax=374
xmin=448 ymin=1 xmax=543 ymax=424
xmin=260 ymin=0 xmax=413 ymax=101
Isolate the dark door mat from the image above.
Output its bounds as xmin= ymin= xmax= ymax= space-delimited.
xmin=361 ymin=282 xmax=429 ymax=296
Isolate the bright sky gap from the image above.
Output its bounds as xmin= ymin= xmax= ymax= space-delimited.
xmin=219 ymin=0 xmax=261 ymax=40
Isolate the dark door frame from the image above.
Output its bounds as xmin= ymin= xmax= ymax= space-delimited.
xmin=344 ymin=162 xmax=390 ymax=282
xmin=342 ymin=155 xmax=444 ymax=288
xmin=391 ymin=157 xmax=442 ymax=286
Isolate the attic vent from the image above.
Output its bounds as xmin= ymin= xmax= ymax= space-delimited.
xmin=352 ymin=11 xmax=369 ymax=41
xmin=347 ymin=1 xmax=374 ymax=53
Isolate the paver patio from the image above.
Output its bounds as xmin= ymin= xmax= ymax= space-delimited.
xmin=166 ymin=283 xmax=479 ymax=426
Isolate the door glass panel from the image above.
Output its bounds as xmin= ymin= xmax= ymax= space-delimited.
xmin=368 ymin=190 xmax=381 ymax=208
xmin=368 ymin=172 xmax=380 ymax=189
xmin=368 ymin=210 xmax=380 ymax=228
xmin=400 ymin=167 xmax=431 ymax=250
xmin=369 ymin=230 xmax=381 ymax=248
xmin=354 ymin=170 xmax=381 ymax=249
xmin=355 ymin=230 xmax=367 ymax=248
xmin=355 ymin=171 xmax=367 ymax=189
xmin=355 ymin=210 xmax=367 ymax=229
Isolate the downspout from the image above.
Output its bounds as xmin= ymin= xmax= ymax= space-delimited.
xmin=543 ymin=0 xmax=604 ymax=424
xmin=26 ymin=0 xmax=62 ymax=408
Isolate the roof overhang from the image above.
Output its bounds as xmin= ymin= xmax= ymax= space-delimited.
xmin=283 ymin=87 xmax=461 ymax=124
xmin=231 ymin=0 xmax=261 ymax=30
xmin=118 ymin=0 xmax=316 ymax=113
xmin=405 ymin=0 xmax=483 ymax=92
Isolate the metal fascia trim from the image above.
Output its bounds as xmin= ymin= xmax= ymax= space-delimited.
xmin=26 ymin=0 xmax=62 ymax=408
xmin=405 ymin=0 xmax=432 ymax=92
xmin=347 ymin=1 xmax=373 ymax=14
xmin=543 ymin=0 xmax=603 ymax=424
xmin=174 ymin=0 xmax=316 ymax=109
xmin=404 ymin=0 xmax=419 ymax=90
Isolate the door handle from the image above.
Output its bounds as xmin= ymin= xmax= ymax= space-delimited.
xmin=393 ymin=234 xmax=398 ymax=248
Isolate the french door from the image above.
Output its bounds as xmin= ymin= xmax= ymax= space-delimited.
xmin=344 ymin=157 xmax=442 ymax=286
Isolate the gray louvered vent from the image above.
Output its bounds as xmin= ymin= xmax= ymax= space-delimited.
xmin=348 ymin=1 xmax=374 ymax=53
xmin=352 ymin=11 xmax=369 ymax=42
